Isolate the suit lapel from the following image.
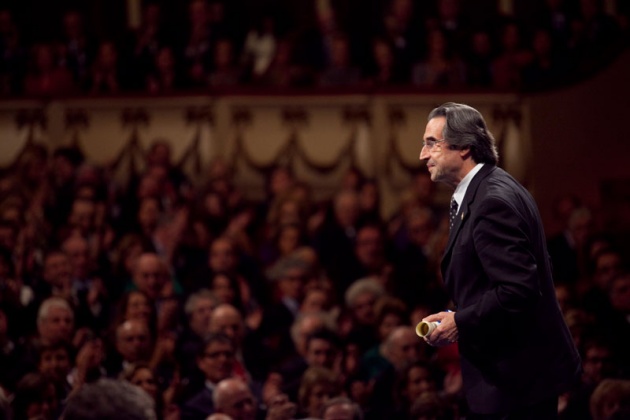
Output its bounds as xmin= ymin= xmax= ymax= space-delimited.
xmin=443 ymin=165 xmax=497 ymax=260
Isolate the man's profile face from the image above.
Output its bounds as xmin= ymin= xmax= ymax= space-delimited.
xmin=420 ymin=116 xmax=462 ymax=188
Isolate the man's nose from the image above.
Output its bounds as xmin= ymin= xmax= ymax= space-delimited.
xmin=419 ymin=146 xmax=429 ymax=161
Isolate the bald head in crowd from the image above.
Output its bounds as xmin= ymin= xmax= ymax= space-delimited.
xmin=210 ymin=304 xmax=244 ymax=347
xmin=116 ymin=319 xmax=152 ymax=363
xmin=213 ymin=378 xmax=257 ymax=420
xmin=133 ymin=253 xmax=166 ymax=300
xmin=382 ymin=326 xmax=421 ymax=371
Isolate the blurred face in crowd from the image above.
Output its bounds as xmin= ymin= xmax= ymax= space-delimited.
xmin=278 ymin=224 xmax=302 ymax=255
xmin=301 ymin=289 xmax=328 ymax=314
xmin=62 ymin=235 xmax=90 ymax=279
xmin=269 ymin=167 xmax=293 ymax=197
xmin=133 ymin=253 xmax=166 ymax=300
xmin=116 ymin=319 xmax=151 ymax=363
xmin=609 ymin=275 xmax=630 ymax=314
xmin=582 ymin=344 xmax=613 ymax=385
xmin=129 ymin=367 xmax=159 ymax=401
xmin=295 ymin=315 xmax=325 ymax=356
xmin=405 ymin=365 xmax=436 ymax=402
xmin=211 ymin=273 xmax=236 ymax=305
xmin=307 ymin=383 xmax=336 ymax=418
xmin=197 ymin=340 xmax=234 ymax=383
xmin=352 ymin=291 xmax=377 ymax=325
xmin=305 ymin=338 xmax=337 ymax=369
xmin=210 ymin=305 xmax=244 ymax=346
xmin=334 ymin=191 xmax=359 ymax=228
xmin=278 ymin=267 xmax=306 ymax=301
xmin=209 ymin=238 xmax=237 ymax=273
xmin=138 ymin=197 xmax=161 ymax=234
xmin=26 ymin=381 xmax=58 ymax=420
xmin=593 ymin=252 xmax=622 ymax=290
xmin=39 ymin=305 xmax=74 ymax=345
xmin=69 ymin=199 xmax=95 ymax=234
xmin=125 ymin=291 xmax=153 ymax=323
xmin=355 ymin=226 xmax=383 ymax=268
xmin=387 ymin=327 xmax=420 ymax=370
xmin=378 ymin=312 xmax=403 ymax=341
xmin=216 ymin=379 xmax=257 ymax=420
xmin=189 ymin=296 xmax=216 ymax=338
xmin=43 ymin=252 xmax=72 ymax=289
xmin=39 ymin=347 xmax=71 ymax=383
xmin=147 ymin=143 xmax=171 ymax=167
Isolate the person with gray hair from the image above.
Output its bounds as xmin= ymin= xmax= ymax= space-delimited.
xmin=62 ymin=378 xmax=156 ymax=420
xmin=185 ymin=289 xmax=219 ymax=339
xmin=37 ymin=296 xmax=75 ymax=345
xmin=259 ymin=253 xmax=310 ymax=365
xmin=344 ymin=277 xmax=384 ymax=327
xmin=321 ymin=396 xmax=363 ymax=420
xmin=419 ymin=102 xmax=580 ymax=417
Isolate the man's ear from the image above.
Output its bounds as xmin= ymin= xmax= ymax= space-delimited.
xmin=459 ymin=147 xmax=471 ymax=159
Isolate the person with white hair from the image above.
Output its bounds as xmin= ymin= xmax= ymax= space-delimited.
xmin=37 ymin=297 xmax=75 ymax=346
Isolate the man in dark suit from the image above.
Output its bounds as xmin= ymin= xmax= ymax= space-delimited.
xmin=418 ymin=103 xmax=581 ymax=418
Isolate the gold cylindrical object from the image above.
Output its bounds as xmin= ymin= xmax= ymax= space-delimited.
xmin=415 ymin=321 xmax=439 ymax=338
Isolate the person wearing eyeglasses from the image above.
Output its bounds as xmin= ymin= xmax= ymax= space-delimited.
xmin=182 ymin=333 xmax=236 ymax=420
xmin=417 ymin=102 xmax=581 ymax=419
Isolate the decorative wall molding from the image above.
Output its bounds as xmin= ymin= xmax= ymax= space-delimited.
xmin=0 ymin=94 xmax=525 ymax=214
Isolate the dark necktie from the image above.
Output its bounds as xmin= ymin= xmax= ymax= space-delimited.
xmin=449 ymin=197 xmax=458 ymax=231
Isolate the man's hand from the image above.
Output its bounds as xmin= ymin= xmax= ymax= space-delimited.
xmin=422 ymin=311 xmax=458 ymax=347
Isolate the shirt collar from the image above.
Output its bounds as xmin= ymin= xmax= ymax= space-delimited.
xmin=452 ymin=163 xmax=484 ymax=207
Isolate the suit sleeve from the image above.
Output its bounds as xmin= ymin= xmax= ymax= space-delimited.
xmin=455 ymin=195 xmax=541 ymax=338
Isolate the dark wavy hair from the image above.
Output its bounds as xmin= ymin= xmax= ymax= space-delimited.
xmin=428 ymin=102 xmax=499 ymax=165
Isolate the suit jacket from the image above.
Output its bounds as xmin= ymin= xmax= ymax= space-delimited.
xmin=442 ymin=165 xmax=581 ymax=415
xmin=181 ymin=387 xmax=215 ymax=420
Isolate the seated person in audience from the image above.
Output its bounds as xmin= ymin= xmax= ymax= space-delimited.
xmin=320 ymin=396 xmax=363 ymax=420
xmin=589 ymin=378 xmax=630 ymax=420
xmin=276 ymin=327 xmax=341 ymax=402
xmin=89 ymin=41 xmax=128 ymax=94
xmin=107 ymin=318 xmax=153 ymax=377
xmin=37 ymin=341 xmax=73 ymax=400
xmin=146 ymin=47 xmax=184 ymax=93
xmin=365 ymin=326 xmax=424 ymax=418
xmin=181 ymin=333 xmax=236 ymax=420
xmin=178 ymin=289 xmax=218 ymax=369
xmin=343 ymin=277 xmax=384 ymax=352
xmin=212 ymin=377 xmax=258 ymax=420
xmin=35 ymin=297 xmax=75 ymax=348
xmin=62 ymin=378 xmax=156 ymax=420
xmin=317 ymin=33 xmax=361 ymax=87
xmin=208 ymin=39 xmax=241 ymax=88
xmin=259 ymin=254 xmax=310 ymax=364
xmin=11 ymin=372 xmax=59 ymax=420
xmin=297 ymin=366 xmax=340 ymax=419
xmin=412 ymin=29 xmax=466 ymax=88
xmin=394 ymin=360 xmax=440 ymax=418
xmin=209 ymin=303 xmax=259 ymax=382
xmin=24 ymin=43 xmax=75 ymax=96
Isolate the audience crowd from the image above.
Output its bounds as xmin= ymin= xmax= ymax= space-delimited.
xmin=0 ymin=136 xmax=629 ymax=419
xmin=1 ymin=0 xmax=629 ymax=97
